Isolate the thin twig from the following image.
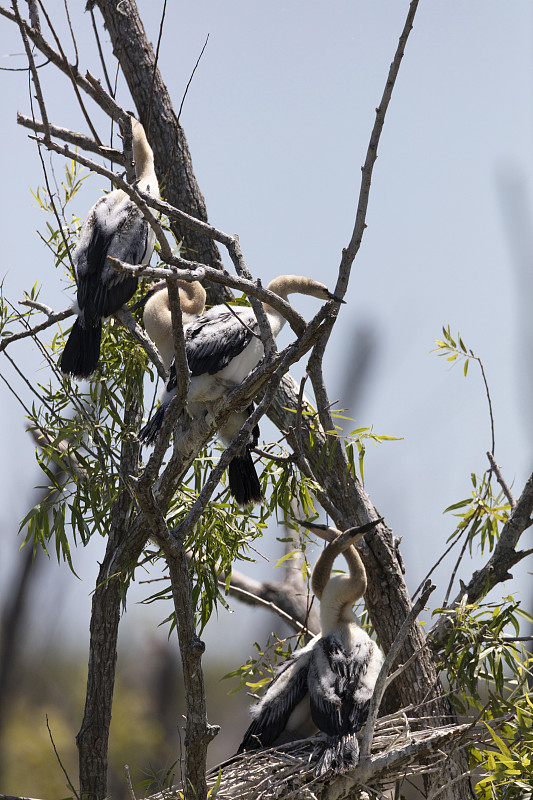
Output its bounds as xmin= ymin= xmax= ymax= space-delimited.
xmin=306 ymin=0 xmax=420 ymax=455
xmin=220 ymin=579 xmax=314 ymax=637
xmin=12 ymin=0 xmax=50 ymax=139
xmin=46 ymin=715 xmax=80 ymax=800
xmin=411 ymin=529 xmax=462 ymax=601
xmin=359 ymin=579 xmax=436 ymax=761
xmin=252 ymin=447 xmax=297 ymax=464
xmin=17 ymin=113 xmax=124 ymax=162
xmin=62 ymin=0 xmax=78 ymax=69
xmin=0 ymin=306 xmax=73 ymax=352
xmin=487 ymin=450 xmax=515 ymax=508
xmin=124 ymin=765 xmax=136 ymax=800
xmin=177 ymin=34 xmax=209 ymax=126
xmin=430 ymin=468 xmax=533 ymax=643
xmin=88 ymin=3 xmax=113 ymax=96
xmin=146 ymin=0 xmax=167 ymax=132
xmin=35 ymin=0 xmax=101 ymax=143
xmin=163 ymin=33 xmax=210 ymax=192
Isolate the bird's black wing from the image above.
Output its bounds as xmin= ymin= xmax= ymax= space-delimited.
xmin=75 ymin=194 xmax=151 ymax=321
xmin=237 ymin=638 xmax=318 ymax=753
xmin=184 ymin=307 xmax=257 ymax=376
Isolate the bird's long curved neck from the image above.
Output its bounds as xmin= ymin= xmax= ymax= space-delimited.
xmin=311 ymin=536 xmax=367 ymax=632
xmin=132 ymin=121 xmax=159 ymax=195
xmin=263 ymin=275 xmax=330 ymax=336
xmin=143 ymin=281 xmax=206 ymax=369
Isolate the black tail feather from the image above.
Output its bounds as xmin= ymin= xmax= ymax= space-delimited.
xmin=59 ymin=317 xmax=102 ymax=379
xmin=314 ymin=733 xmax=359 ymax=777
xmin=228 ymin=449 xmax=263 ymax=507
xmin=138 ymin=405 xmax=167 ymax=445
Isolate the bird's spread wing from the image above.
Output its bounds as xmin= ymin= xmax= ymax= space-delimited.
xmin=308 ymin=631 xmax=381 ymax=737
xmin=237 ymin=637 xmax=319 ymax=753
xmin=184 ymin=307 xmax=257 ymax=376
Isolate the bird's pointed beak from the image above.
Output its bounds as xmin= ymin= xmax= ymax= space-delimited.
xmin=346 ymin=517 xmax=384 ymax=539
xmin=327 ymin=291 xmax=346 ymax=304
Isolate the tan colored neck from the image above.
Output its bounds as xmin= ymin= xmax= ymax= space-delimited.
xmin=264 ymin=275 xmax=327 ymax=309
xmin=262 ymin=274 xmax=331 ymax=336
xmin=131 ymin=119 xmax=159 ymax=194
xmin=312 ymin=537 xmax=367 ymax=630
xmin=179 ymin=280 xmax=206 ymax=316
xmin=143 ymin=281 xmax=205 ymax=370
xmin=343 ymin=545 xmax=367 ymax=596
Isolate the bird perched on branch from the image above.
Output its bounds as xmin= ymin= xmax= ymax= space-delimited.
xmin=138 ymin=275 xmax=341 ymax=506
xmin=237 ymin=518 xmax=383 ymax=776
xmin=60 ymin=117 xmax=159 ymax=379
xmin=141 ymin=279 xmax=207 ymax=370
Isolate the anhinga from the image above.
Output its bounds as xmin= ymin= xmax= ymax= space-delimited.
xmin=60 ymin=117 xmax=159 ymax=379
xmin=142 ymin=279 xmax=207 ymax=370
xmin=139 ymin=275 xmax=340 ymax=506
xmin=237 ymin=519 xmax=383 ymax=776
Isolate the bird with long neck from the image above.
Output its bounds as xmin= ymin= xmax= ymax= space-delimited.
xmin=142 ymin=279 xmax=207 ymax=369
xmin=60 ymin=117 xmax=159 ymax=379
xmin=139 ymin=275 xmax=342 ymax=506
xmin=237 ymin=518 xmax=383 ymax=776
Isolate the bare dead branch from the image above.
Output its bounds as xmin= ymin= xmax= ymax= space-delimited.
xmin=146 ymin=0 xmax=167 ymax=132
xmin=12 ymin=0 xmax=50 ymax=140
xmin=0 ymin=306 xmax=73 ymax=352
xmin=0 ymin=3 xmax=129 ymax=133
xmin=134 ymin=481 xmax=218 ymax=800
xmin=487 ymin=450 xmax=516 ymax=508
xmin=360 ymin=580 xmax=435 ymax=760
xmin=35 ymin=0 xmax=101 ymax=142
xmin=221 ymin=575 xmax=316 ymax=637
xmin=18 ymin=115 xmax=124 ymax=162
xmin=25 ymin=0 xmax=40 ymax=32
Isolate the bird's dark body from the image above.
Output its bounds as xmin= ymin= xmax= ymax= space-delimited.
xmin=60 ymin=118 xmax=157 ymax=379
xmin=139 ymin=306 xmax=263 ymax=505
xmin=60 ymin=193 xmax=152 ymax=379
xmin=308 ymin=633 xmax=373 ymax=738
xmin=77 ymin=210 xmax=143 ymax=323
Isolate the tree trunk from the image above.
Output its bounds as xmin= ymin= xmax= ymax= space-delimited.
xmin=93 ymin=0 xmax=230 ymax=304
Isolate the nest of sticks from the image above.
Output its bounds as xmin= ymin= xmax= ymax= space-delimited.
xmin=153 ymin=710 xmax=495 ymax=800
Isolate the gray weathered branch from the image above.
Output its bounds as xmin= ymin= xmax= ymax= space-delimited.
xmin=430 ymin=468 xmax=533 ymax=645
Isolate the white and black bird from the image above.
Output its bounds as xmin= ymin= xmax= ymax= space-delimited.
xmin=141 ymin=279 xmax=207 ymax=370
xmin=139 ymin=275 xmax=341 ymax=506
xmin=60 ymin=117 xmax=159 ymax=379
xmin=237 ymin=519 xmax=383 ymax=776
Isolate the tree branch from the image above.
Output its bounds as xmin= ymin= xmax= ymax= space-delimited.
xmin=430 ymin=469 xmax=533 ymax=645
xmin=359 ymin=580 xmax=435 ymax=760
xmin=221 ymin=570 xmax=319 ymax=638
xmin=17 ymin=113 xmax=124 ymax=162
xmin=134 ymin=482 xmax=218 ymax=800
